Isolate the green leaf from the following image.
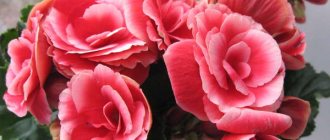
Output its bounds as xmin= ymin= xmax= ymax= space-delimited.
xmin=0 ymin=106 xmax=51 ymax=140
xmin=20 ymin=5 xmax=34 ymax=23
xmin=284 ymin=64 xmax=330 ymax=136
xmin=0 ymin=117 xmax=37 ymax=140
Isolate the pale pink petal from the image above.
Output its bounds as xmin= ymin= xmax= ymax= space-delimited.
xmin=250 ymin=67 xmax=285 ymax=107
xmin=203 ymin=97 xmax=224 ymax=123
xmin=3 ymin=93 xmax=27 ymax=117
xmin=237 ymin=30 xmax=282 ymax=87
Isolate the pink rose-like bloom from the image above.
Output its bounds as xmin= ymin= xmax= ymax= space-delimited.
xmin=58 ymin=65 xmax=152 ymax=140
xmin=124 ymin=0 xmax=194 ymax=50
xmin=164 ymin=3 xmax=292 ymax=135
xmin=213 ymin=0 xmax=306 ymax=70
xmin=43 ymin=0 xmax=158 ymax=83
xmin=3 ymin=1 xmax=52 ymax=124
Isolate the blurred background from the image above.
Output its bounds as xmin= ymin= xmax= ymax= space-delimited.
xmin=0 ymin=0 xmax=329 ymax=139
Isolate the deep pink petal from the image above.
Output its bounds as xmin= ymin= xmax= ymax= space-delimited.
xmin=276 ymin=28 xmax=306 ymax=70
xmin=94 ymin=65 xmax=135 ymax=108
xmin=34 ymin=27 xmax=51 ymax=85
xmin=207 ymin=33 xmax=228 ymax=89
xmin=70 ymin=124 xmax=110 ymax=140
xmin=119 ymin=64 xmax=150 ymax=84
xmin=58 ymin=89 xmax=82 ymax=140
xmin=101 ymin=85 xmax=133 ymax=134
xmin=163 ymin=40 xmax=208 ymax=120
xmin=203 ymin=97 xmax=224 ymax=123
xmin=70 ymin=72 xmax=106 ymax=113
xmin=28 ymin=88 xmax=52 ymax=124
xmin=122 ymin=75 xmax=152 ymax=132
xmin=222 ymin=134 xmax=280 ymax=140
xmin=123 ymin=0 xmax=150 ymax=41
xmin=278 ymin=96 xmax=311 ymax=139
xmin=220 ymin=13 xmax=263 ymax=40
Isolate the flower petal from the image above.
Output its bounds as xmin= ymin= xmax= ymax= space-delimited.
xmin=164 ymin=40 xmax=208 ymax=120
xmin=217 ymin=108 xmax=292 ymax=135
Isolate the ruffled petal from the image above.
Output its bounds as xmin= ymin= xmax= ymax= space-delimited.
xmin=217 ymin=108 xmax=292 ymax=135
xmin=164 ymin=40 xmax=208 ymax=120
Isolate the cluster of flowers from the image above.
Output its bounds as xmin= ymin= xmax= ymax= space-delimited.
xmin=3 ymin=0 xmax=321 ymax=139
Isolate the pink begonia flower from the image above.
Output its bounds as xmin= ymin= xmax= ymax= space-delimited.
xmin=123 ymin=0 xmax=195 ymax=50
xmin=43 ymin=0 xmax=158 ymax=84
xmin=3 ymin=0 xmax=53 ymax=124
xmin=164 ymin=2 xmax=292 ymax=136
xmin=278 ymin=96 xmax=311 ymax=139
xmin=211 ymin=0 xmax=306 ymax=70
xmin=58 ymin=65 xmax=152 ymax=140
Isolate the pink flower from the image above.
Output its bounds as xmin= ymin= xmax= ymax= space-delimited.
xmin=58 ymin=65 xmax=152 ymax=140
xmin=164 ymin=3 xmax=285 ymax=119
xmin=3 ymin=1 xmax=53 ymax=124
xmin=123 ymin=0 xmax=194 ymax=50
xmin=278 ymin=96 xmax=311 ymax=139
xmin=164 ymin=3 xmax=292 ymax=136
xmin=43 ymin=0 xmax=158 ymax=83
xmin=213 ymin=0 xmax=306 ymax=70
